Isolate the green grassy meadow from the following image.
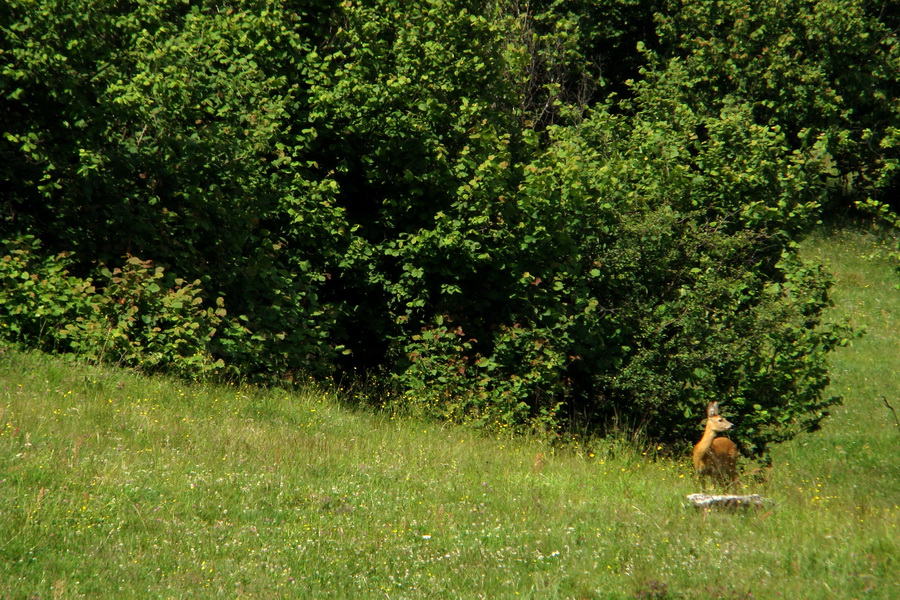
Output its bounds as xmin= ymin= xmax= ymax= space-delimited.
xmin=1 ymin=227 xmax=897 ymax=599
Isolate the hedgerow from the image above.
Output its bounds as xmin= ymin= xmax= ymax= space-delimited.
xmin=0 ymin=0 xmax=893 ymax=456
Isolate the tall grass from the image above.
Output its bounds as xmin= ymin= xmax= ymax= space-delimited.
xmin=0 ymin=226 xmax=897 ymax=599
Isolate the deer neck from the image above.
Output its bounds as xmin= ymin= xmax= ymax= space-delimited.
xmin=699 ymin=425 xmax=718 ymax=450
xmin=693 ymin=425 xmax=718 ymax=467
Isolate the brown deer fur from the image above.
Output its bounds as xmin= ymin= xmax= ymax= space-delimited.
xmin=693 ymin=402 xmax=738 ymax=487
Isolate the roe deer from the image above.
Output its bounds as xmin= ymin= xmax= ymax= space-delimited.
xmin=692 ymin=401 xmax=738 ymax=488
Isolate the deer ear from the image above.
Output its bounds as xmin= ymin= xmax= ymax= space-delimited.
xmin=707 ymin=402 xmax=719 ymax=417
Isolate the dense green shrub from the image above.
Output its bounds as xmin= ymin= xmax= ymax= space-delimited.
xmin=654 ymin=0 xmax=900 ymax=208
xmin=0 ymin=237 xmax=95 ymax=350
xmin=0 ymin=237 xmax=230 ymax=377
xmin=0 ymin=0 xmax=347 ymax=378
xmin=389 ymin=85 xmax=852 ymax=454
xmin=0 ymin=0 xmax=890 ymax=457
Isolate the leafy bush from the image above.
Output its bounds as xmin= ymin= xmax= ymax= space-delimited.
xmin=387 ymin=62 xmax=853 ymax=455
xmin=0 ymin=0 xmax=886 ymax=457
xmin=0 ymin=237 xmax=95 ymax=350
xmin=0 ymin=237 xmax=230 ymax=377
xmin=0 ymin=0 xmax=346 ymax=379
xmin=653 ymin=0 xmax=900 ymax=208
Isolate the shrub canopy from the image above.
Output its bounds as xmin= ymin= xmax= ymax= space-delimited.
xmin=2 ymin=0 xmax=894 ymax=456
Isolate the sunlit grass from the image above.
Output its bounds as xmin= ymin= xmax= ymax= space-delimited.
xmin=0 ymin=225 xmax=897 ymax=598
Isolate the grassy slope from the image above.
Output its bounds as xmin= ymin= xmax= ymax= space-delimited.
xmin=0 ymin=227 xmax=897 ymax=599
